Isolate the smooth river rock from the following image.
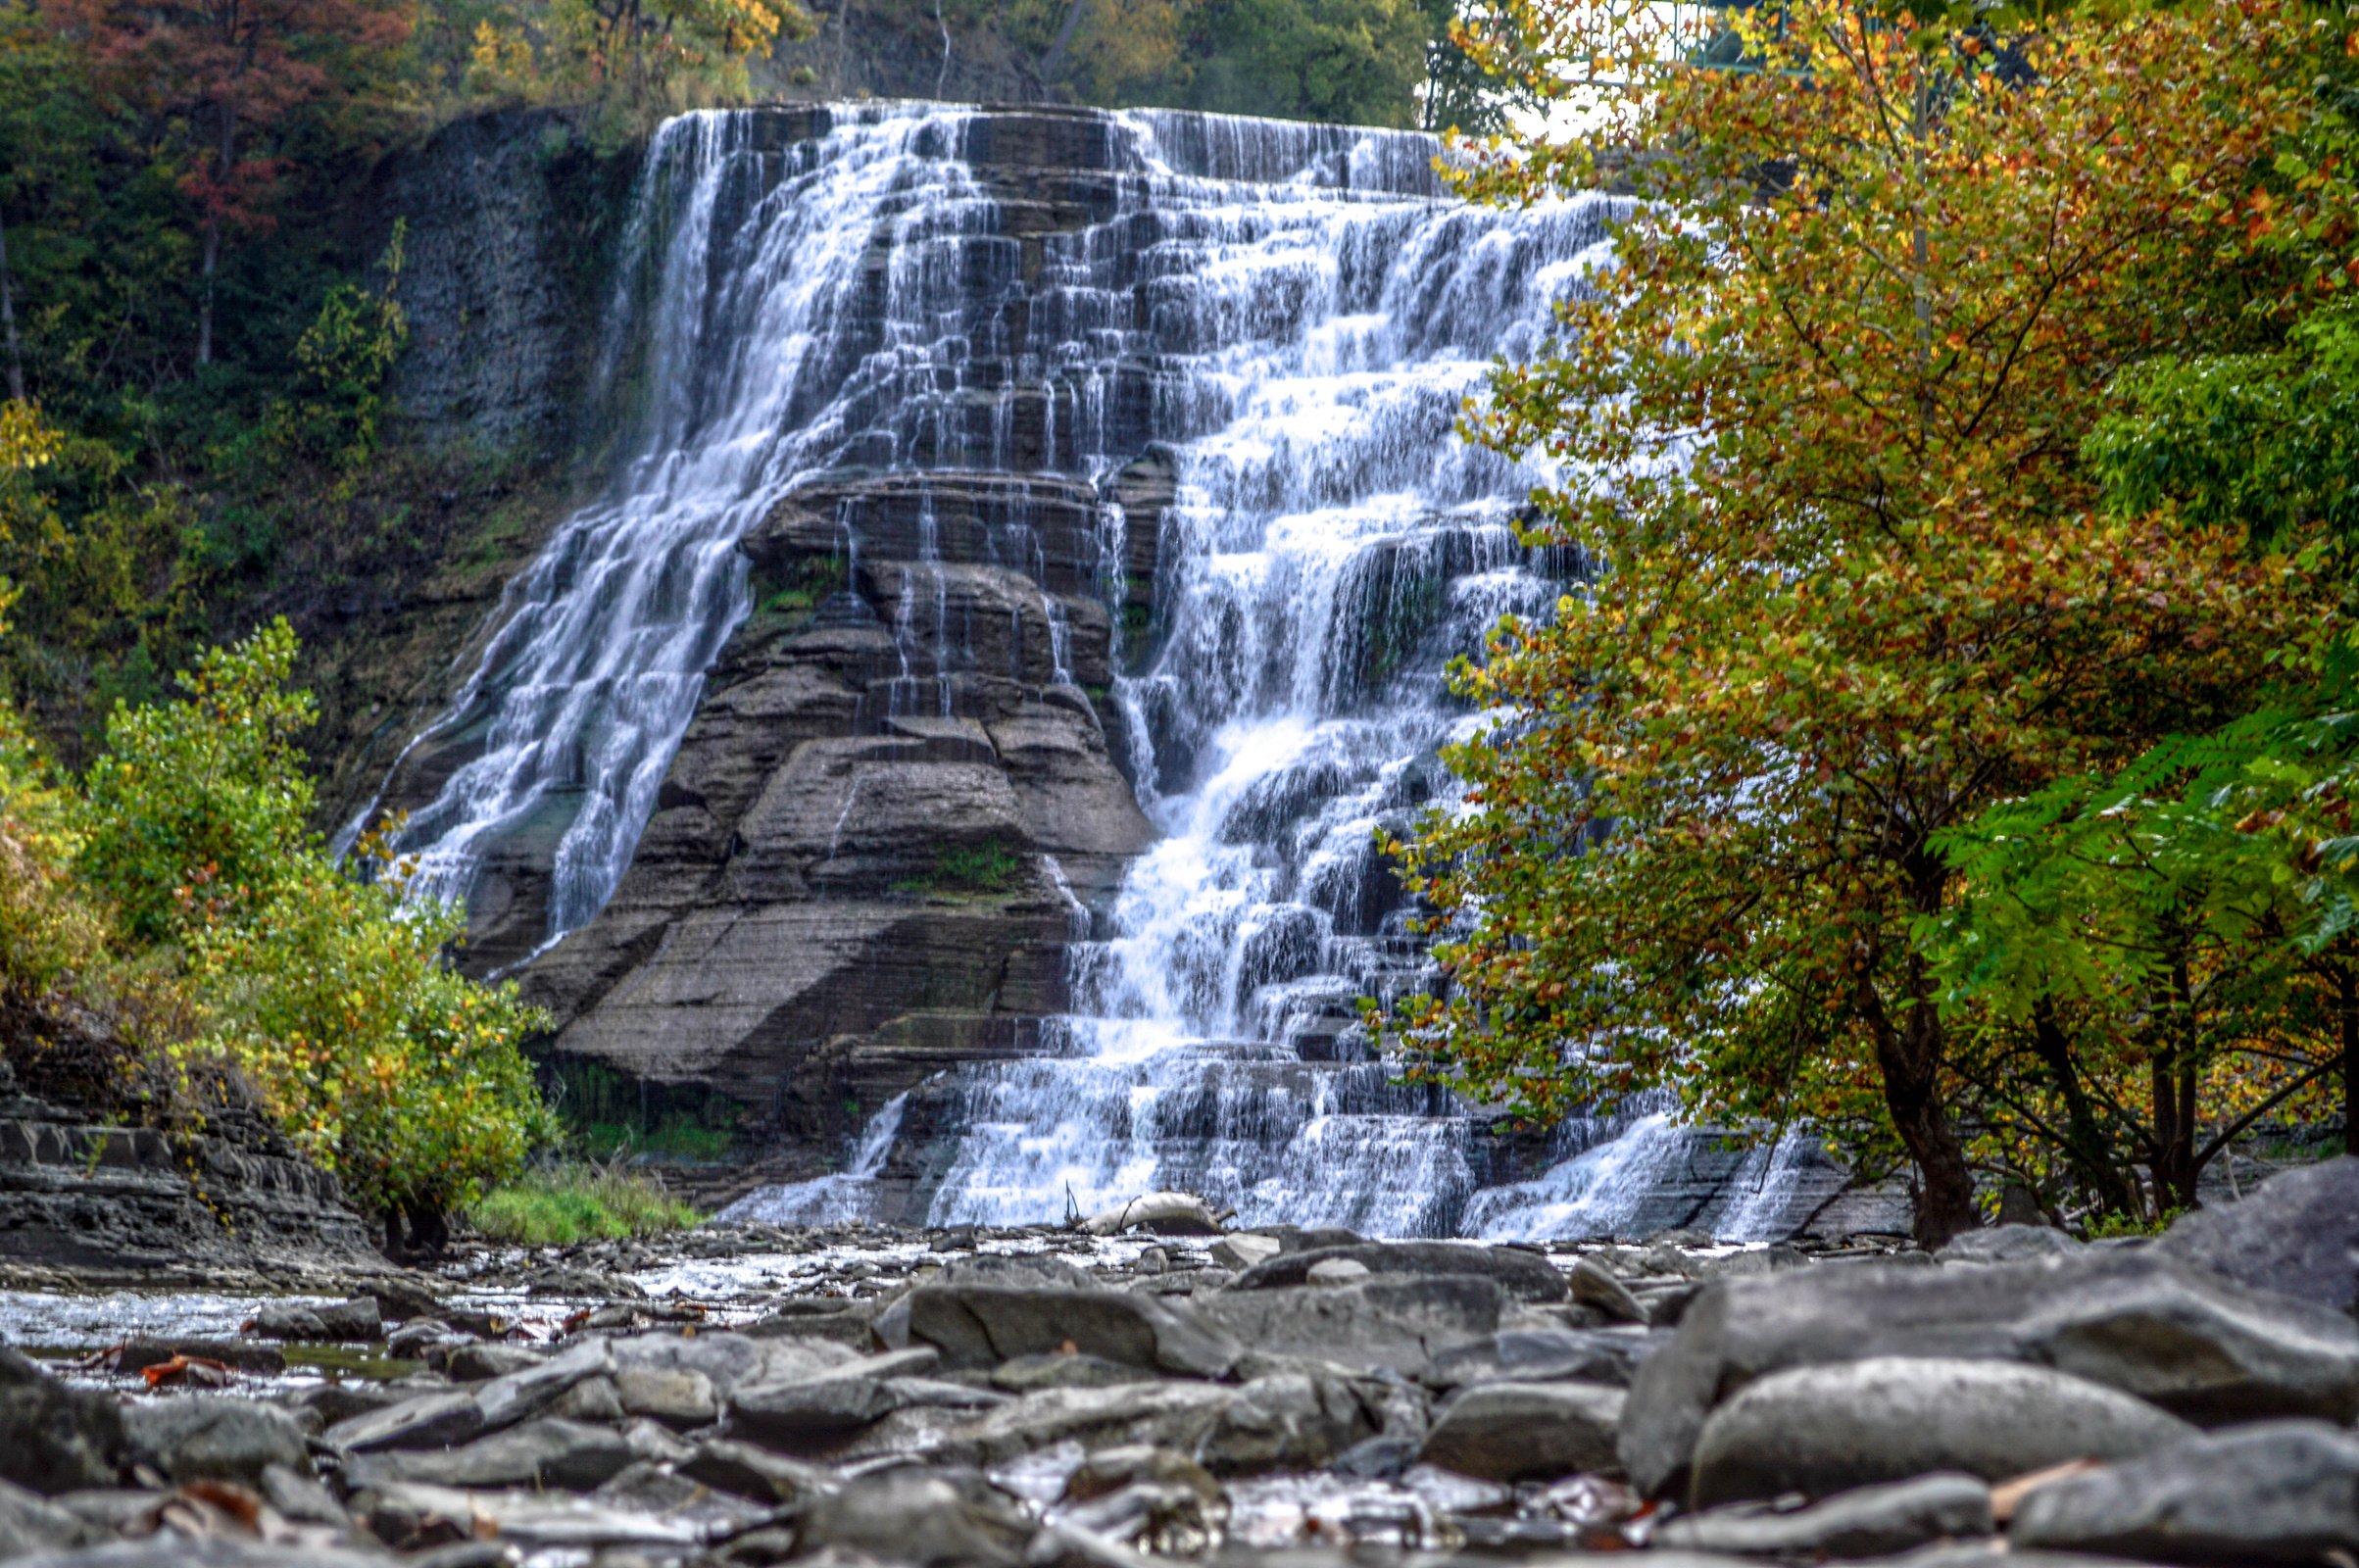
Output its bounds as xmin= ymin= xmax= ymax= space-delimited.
xmin=1687 ymin=1356 xmax=2197 ymax=1506
xmin=2011 ymin=1419 xmax=2359 ymax=1564
xmin=1619 ymin=1250 xmax=2359 ymax=1496
xmin=1416 ymin=1380 xmax=1624 ymax=1483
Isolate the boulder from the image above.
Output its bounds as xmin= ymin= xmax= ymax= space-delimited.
xmin=841 ymin=1381 xmax=1238 ymax=1468
xmin=2156 ymin=1157 xmax=2359 ymax=1313
xmin=121 ymin=1396 xmax=308 ymax=1487
xmin=546 ymin=1375 xmax=624 ymax=1423
xmin=112 ymin=1341 xmax=284 ymax=1378
xmin=1939 ymin=1224 xmax=2085 ymax=1265
xmin=250 ymin=1297 xmax=381 ymax=1343
xmin=1190 ymin=1278 xmax=1501 ymax=1378
xmin=1566 ymin=1257 xmax=1646 ymax=1324
xmin=1619 ymin=1250 xmax=2359 ymax=1497
xmin=679 ymin=1437 xmax=834 ymax=1503
xmin=883 ymin=1284 xmax=1239 ymax=1377
xmin=321 ymin=1389 xmax=485 ymax=1454
xmin=1655 ymin=1472 xmax=1993 ymax=1558
xmin=0 ymin=1348 xmax=126 ymax=1494
xmin=442 ymin=1343 xmax=545 ymax=1381
xmin=1689 ymin=1357 xmax=2197 ymax=1506
xmin=2011 ymin=1419 xmax=2359 ymax=1564
xmin=1234 ymin=1242 xmax=1569 ymax=1303
xmin=991 ymin=1353 xmax=1155 ymax=1393
xmin=1416 ymin=1381 xmax=1623 ymax=1483
xmin=614 ymin=1366 xmax=718 ymax=1429
xmin=611 ymin=1329 xmax=777 ymax=1398
xmin=792 ymin=1467 xmax=1034 ymax=1568
xmin=1425 ymin=1327 xmax=1649 ymax=1391
xmin=344 ymin=1417 xmax=635 ymax=1492
xmin=0 ymin=1478 xmax=96 ymax=1557
xmin=1208 ymin=1235 xmax=1282 ymax=1271
xmin=1192 ymin=1372 xmax=1375 ymax=1475
xmin=730 ymin=1367 xmax=904 ymax=1444
xmin=471 ymin=1337 xmax=616 ymax=1431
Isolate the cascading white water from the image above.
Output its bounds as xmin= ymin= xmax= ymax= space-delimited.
xmin=369 ymin=107 xmax=994 ymax=946
xmin=381 ymin=100 xmax=1843 ymax=1240
xmin=724 ymin=111 xmax=1685 ymax=1238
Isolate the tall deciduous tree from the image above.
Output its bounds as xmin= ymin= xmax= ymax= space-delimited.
xmin=1384 ymin=0 xmax=2327 ymax=1244
xmin=41 ymin=0 xmax=410 ymax=367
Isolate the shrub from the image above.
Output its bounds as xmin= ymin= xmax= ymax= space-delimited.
xmin=467 ymin=1160 xmax=703 ymax=1246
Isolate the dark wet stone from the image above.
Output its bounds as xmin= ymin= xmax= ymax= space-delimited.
xmin=2012 ymin=1419 xmax=2359 ymax=1564
xmin=793 ymin=1467 xmax=1033 ymax=1567
xmin=1416 ymin=1380 xmax=1622 ymax=1483
xmin=1656 ymin=1471 xmax=1993 ymax=1557
xmin=0 ymin=1348 xmax=126 ymax=1494
xmin=123 ymin=1396 xmax=308 ymax=1487
xmin=2156 ymin=1157 xmax=2359 ymax=1313
xmin=344 ymin=1417 xmax=634 ymax=1492
xmin=1193 ymin=1371 xmax=1375 ymax=1475
xmin=1234 ymin=1242 xmax=1568 ymax=1303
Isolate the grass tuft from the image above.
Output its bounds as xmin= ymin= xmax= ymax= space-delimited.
xmin=466 ymin=1160 xmax=704 ymax=1246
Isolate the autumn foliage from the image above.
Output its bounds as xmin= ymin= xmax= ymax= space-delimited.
xmin=1387 ymin=0 xmax=2355 ymax=1242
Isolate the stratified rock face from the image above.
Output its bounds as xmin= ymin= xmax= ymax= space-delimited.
xmin=0 ymin=1056 xmax=377 ymax=1283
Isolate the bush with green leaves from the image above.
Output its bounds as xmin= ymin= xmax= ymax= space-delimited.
xmin=70 ymin=618 xmax=553 ymax=1227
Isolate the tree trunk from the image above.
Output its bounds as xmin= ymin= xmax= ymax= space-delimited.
xmin=2339 ymin=963 xmax=2357 ymax=1158
xmin=1856 ymin=951 xmax=1979 ymax=1248
xmin=1040 ymin=0 xmax=1090 ymax=89
xmin=196 ymin=103 xmax=235 ymax=368
xmin=2149 ymin=951 xmax=2202 ymax=1212
xmin=2030 ymin=1001 xmax=2137 ymax=1215
xmin=0 ymin=207 xmax=24 ymax=404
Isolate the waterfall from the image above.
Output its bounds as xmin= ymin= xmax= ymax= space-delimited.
xmin=380 ymin=101 xmax=1853 ymax=1240
xmin=369 ymin=107 xmax=993 ymax=948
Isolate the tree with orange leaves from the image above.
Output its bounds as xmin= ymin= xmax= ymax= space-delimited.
xmin=1380 ymin=0 xmax=2338 ymax=1244
xmin=41 ymin=0 xmax=410 ymax=367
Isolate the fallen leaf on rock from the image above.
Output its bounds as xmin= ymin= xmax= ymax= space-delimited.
xmin=142 ymin=1353 xmax=234 ymax=1389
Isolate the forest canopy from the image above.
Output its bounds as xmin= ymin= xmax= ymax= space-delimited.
xmin=1384 ymin=0 xmax=2359 ymax=1245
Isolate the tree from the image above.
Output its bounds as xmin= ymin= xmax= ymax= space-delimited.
xmin=40 ymin=0 xmax=411 ymax=367
xmin=1382 ymin=0 xmax=2325 ymax=1244
xmin=1184 ymin=0 xmax=1435 ymax=127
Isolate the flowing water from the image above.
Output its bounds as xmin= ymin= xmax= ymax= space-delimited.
xmin=386 ymin=102 xmax=1845 ymax=1241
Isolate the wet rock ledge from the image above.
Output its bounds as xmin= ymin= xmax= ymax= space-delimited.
xmin=0 ymin=1054 xmax=381 ymax=1293
xmin=2 ymin=1159 xmax=2355 ymax=1568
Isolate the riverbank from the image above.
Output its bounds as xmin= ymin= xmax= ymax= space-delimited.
xmin=2 ymin=1161 xmax=2354 ymax=1565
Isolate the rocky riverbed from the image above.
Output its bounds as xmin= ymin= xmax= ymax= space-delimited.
xmin=2 ymin=1160 xmax=2356 ymax=1567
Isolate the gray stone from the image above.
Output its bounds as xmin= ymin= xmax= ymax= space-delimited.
xmin=730 ymin=1354 xmax=936 ymax=1446
xmin=345 ymin=1417 xmax=634 ymax=1492
xmin=1416 ymin=1380 xmax=1623 ymax=1483
xmin=1304 ymin=1258 xmax=1371 ymax=1286
xmin=613 ymin=1365 xmax=717 ymax=1428
xmin=0 ymin=1478 xmax=96 ymax=1557
xmin=10 ymin=1538 xmax=394 ymax=1568
xmin=1566 ymin=1257 xmax=1646 ymax=1324
xmin=839 ymin=1381 xmax=1238 ymax=1468
xmin=1192 ymin=1372 xmax=1375 ymax=1475
xmin=792 ymin=1467 xmax=1033 ymax=1568
xmin=611 ymin=1328 xmax=776 ymax=1398
xmin=2011 ymin=1418 xmax=2359 ymax=1564
xmin=471 ymin=1337 xmax=615 ymax=1431
xmin=543 ymin=1375 xmax=624 ymax=1423
xmin=679 ymin=1437 xmax=833 ymax=1503
xmin=351 ymin=1479 xmax=704 ymax=1552
xmin=322 ymin=1389 xmax=484 ymax=1453
xmin=2156 ymin=1157 xmax=2359 ymax=1313
xmin=111 ymin=1340 xmax=284 ymax=1378
xmin=1234 ymin=1242 xmax=1569 ymax=1303
xmin=1655 ymin=1472 xmax=1994 ymax=1557
xmin=886 ymin=1283 xmax=1240 ymax=1377
xmin=1208 ymin=1234 xmax=1282 ymax=1271
xmin=0 ymin=1348 xmax=125 ymax=1494
xmin=1425 ymin=1327 xmax=1649 ymax=1391
xmin=1191 ymin=1278 xmax=1501 ymax=1378
xmin=442 ymin=1343 xmax=545 ymax=1381
xmin=1938 ymin=1224 xmax=2084 ymax=1265
xmin=1689 ymin=1357 xmax=2197 ymax=1506
xmin=991 ymin=1352 xmax=1155 ymax=1393
xmin=251 ymin=1297 xmax=380 ymax=1342
xmin=122 ymin=1396 xmax=308 ymax=1486
xmin=256 ymin=1463 xmax=349 ymax=1528
xmin=1619 ymin=1250 xmax=2359 ymax=1497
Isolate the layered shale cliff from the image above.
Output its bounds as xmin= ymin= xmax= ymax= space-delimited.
xmin=363 ymin=103 xmax=1909 ymax=1238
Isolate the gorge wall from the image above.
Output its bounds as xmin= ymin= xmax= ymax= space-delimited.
xmin=365 ymin=102 xmax=1908 ymax=1240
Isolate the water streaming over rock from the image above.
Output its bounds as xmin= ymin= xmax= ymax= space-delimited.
xmin=382 ymin=102 xmax=1865 ymax=1240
